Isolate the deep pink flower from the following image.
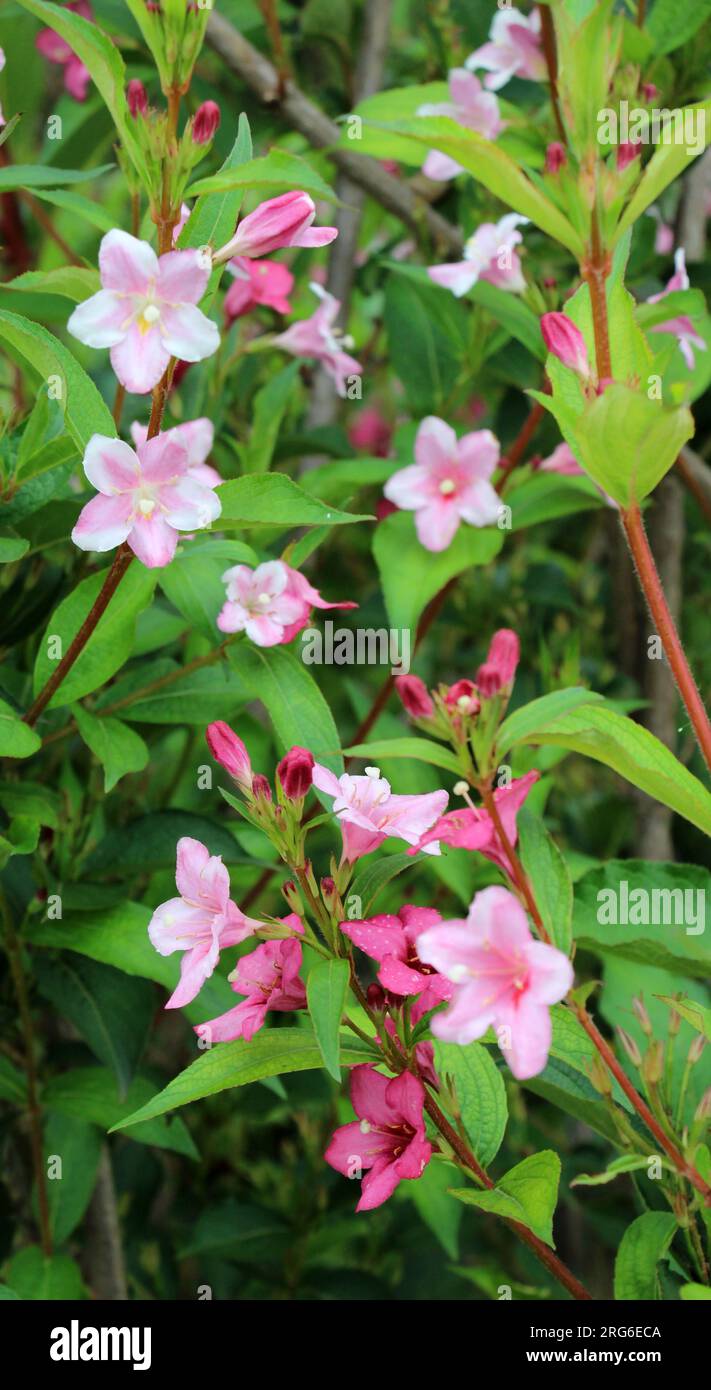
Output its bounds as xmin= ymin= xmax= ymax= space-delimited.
xmin=428 ymin=213 xmax=527 ymax=298
xmin=71 ymin=431 xmax=221 ymax=568
xmin=217 ymin=559 xmax=356 ymax=646
xmin=130 ymin=417 xmax=220 ymax=487
xmin=395 ymin=674 xmax=435 ymax=719
xmin=341 ymin=905 xmax=453 ymax=1011
xmin=324 ymin=1065 xmax=432 ymax=1210
xmin=192 ymin=100 xmax=220 ymax=145
xmin=617 ymin=141 xmax=640 ymax=171
xmin=465 ymin=7 xmax=546 ymax=91
xmin=476 ymin=628 xmax=520 ymax=697
xmin=410 ymin=771 xmax=539 ymax=873
xmin=647 ymin=248 xmax=706 ymax=369
xmin=384 ymin=416 xmax=500 ymax=551
xmin=127 ymin=78 xmax=148 ymax=118
xmin=277 ymin=746 xmax=315 ymax=800
xmin=148 ymin=837 xmax=263 ymax=1009
xmin=418 ymin=68 xmax=504 ymax=180
xmin=445 ymin=679 xmax=479 ymax=715
xmin=214 ymin=191 xmax=337 ymax=263
xmin=36 ymin=1 xmax=92 ymax=102
xmin=416 ymin=886 xmax=573 ymax=1079
xmin=194 ymin=917 xmax=306 ymax=1043
xmin=541 ymin=311 xmax=591 ymax=379
xmin=273 ymin=284 xmax=362 ymax=396
xmin=348 ymin=405 xmax=393 ymax=457
xmin=312 ymin=764 xmax=448 ymax=862
xmin=206 ymin=722 xmax=253 ymax=791
xmin=545 ymin=142 xmax=566 ymax=174
xmin=224 ymin=257 xmax=294 ymax=321
xmin=68 ymin=230 xmax=219 ymax=394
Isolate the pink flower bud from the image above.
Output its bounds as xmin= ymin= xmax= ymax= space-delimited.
xmin=617 ymin=141 xmax=640 ymax=171
xmin=252 ymin=774 xmax=272 ymax=803
xmin=540 ymin=312 xmax=591 ymax=379
xmin=444 ymin=679 xmax=480 ymax=716
xmin=544 ymin=141 xmax=566 ymax=174
xmin=476 ymin=630 xmax=520 ymax=698
xmin=375 ymin=498 xmax=397 ymax=522
xmin=206 ymin=721 xmax=252 ymax=790
xmin=394 ymin=674 xmax=434 ymax=719
xmin=127 ymin=79 xmax=148 ymax=118
xmin=276 ymin=746 xmax=315 ymax=800
xmin=642 ymin=83 xmax=658 ymax=102
xmin=192 ymin=100 xmax=220 ymax=145
xmin=213 ymin=190 xmax=338 ymax=264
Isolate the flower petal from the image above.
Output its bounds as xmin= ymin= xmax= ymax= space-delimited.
xmin=82 ymin=434 xmax=140 ymax=494
xmin=99 ymin=229 xmax=159 ymax=294
xmin=156 ymin=248 xmax=211 ymax=305
xmin=67 ymin=290 xmax=130 ymax=349
xmin=159 ymin=303 xmax=220 ymax=363
xmin=111 ymin=322 xmax=170 ymax=394
xmin=71 ymin=492 xmax=133 ymax=553
xmin=127 ymin=513 xmax=178 ymax=568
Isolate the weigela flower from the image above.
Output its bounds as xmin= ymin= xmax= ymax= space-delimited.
xmin=324 ymin=1065 xmax=432 ymax=1210
xmin=647 ymin=248 xmax=706 ymax=369
xmin=273 ymin=284 xmax=363 ymax=397
xmin=444 ymin=679 xmax=480 ymax=716
xmin=384 ymin=416 xmax=501 ymax=551
xmin=224 ymin=257 xmax=294 ymax=321
xmin=538 ymin=442 xmax=584 ymax=477
xmin=476 ymin=628 xmax=520 ymax=697
xmin=71 ymin=431 xmax=221 ymax=568
xmin=206 ymin=722 xmax=253 ymax=791
xmin=36 ymin=1 xmax=92 ymax=102
xmin=214 ymin=191 xmax=337 ymax=263
xmin=416 ymin=885 xmax=573 ymax=1079
xmin=217 ymin=559 xmax=356 ymax=646
xmin=148 ymin=837 xmax=264 ymax=1009
xmin=418 ymin=68 xmax=504 ymax=180
xmin=194 ymin=915 xmax=306 ymax=1043
xmin=68 ymin=230 xmax=219 ymax=394
xmin=312 ymin=764 xmax=448 ymax=863
xmin=465 ymin=7 xmax=546 ymax=91
xmin=277 ymin=746 xmax=315 ymax=800
xmin=428 ymin=213 xmax=527 ymax=298
xmin=540 ymin=312 xmax=591 ymax=380
xmin=341 ymin=905 xmax=453 ymax=1011
xmin=410 ymin=771 xmax=539 ymax=873
xmin=130 ymin=417 xmax=220 ymax=487
xmin=348 ymin=405 xmax=393 ymax=457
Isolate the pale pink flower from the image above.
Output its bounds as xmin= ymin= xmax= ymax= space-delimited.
xmin=647 ymin=248 xmax=706 ymax=369
xmin=417 ymin=885 xmax=573 ymax=1079
xmin=214 ymin=191 xmax=337 ymax=263
xmin=312 ymin=764 xmax=448 ymax=863
xmin=217 ymin=559 xmax=356 ymax=645
xmin=465 ymin=7 xmax=546 ymax=91
xmin=67 ymin=229 xmax=220 ymax=394
xmin=410 ymin=771 xmax=539 ymax=873
xmin=35 ymin=1 xmax=92 ymax=102
xmin=418 ymin=68 xmax=504 ymax=180
xmin=148 ymin=837 xmax=264 ymax=1009
xmin=383 ymin=416 xmax=500 ymax=551
xmin=194 ymin=915 xmax=306 ymax=1043
xmin=224 ymin=256 xmax=294 ymax=321
xmin=428 ymin=213 xmax=527 ymax=297
xmin=71 ymin=431 xmax=221 ymax=568
xmin=324 ymin=1065 xmax=432 ymax=1210
xmin=538 ymin=441 xmax=584 ymax=477
xmin=273 ymin=284 xmax=362 ymax=396
xmin=341 ymin=905 xmax=453 ymax=1011
xmin=130 ymin=417 xmax=220 ymax=487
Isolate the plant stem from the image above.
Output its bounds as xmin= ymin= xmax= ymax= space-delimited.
xmin=496 ymin=399 xmax=546 ymax=495
xmin=538 ymin=3 xmax=567 ymax=147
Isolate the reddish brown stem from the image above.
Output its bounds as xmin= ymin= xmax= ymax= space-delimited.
xmin=582 ymin=220 xmax=612 ymax=382
xmin=19 ymin=190 xmax=82 ymax=266
xmin=538 ymin=3 xmax=567 ymax=147
xmin=480 ymin=785 xmax=550 ymax=939
xmin=496 ymin=399 xmax=546 ymax=494
xmin=675 ymin=452 xmax=711 ymax=526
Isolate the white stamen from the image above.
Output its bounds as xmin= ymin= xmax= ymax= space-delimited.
xmin=364 ymin=766 xmax=381 ymax=780
xmin=439 ymin=478 xmax=456 ymax=496
xmin=453 ymin=780 xmax=469 ymax=796
xmin=257 ymin=592 xmax=271 ymax=606
xmin=142 ymin=303 xmax=160 ymax=324
xmin=359 ymin=1119 xmax=371 ymax=1134
xmin=139 ymin=497 xmax=156 ymax=516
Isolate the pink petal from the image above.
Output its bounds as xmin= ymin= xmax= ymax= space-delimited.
xmin=148 ymin=898 xmax=212 ymax=955
xmin=245 ymin=614 xmax=289 ymax=646
xmin=378 ymin=957 xmax=431 ymax=996
xmin=415 ymin=499 xmax=462 ymax=551
xmin=524 ymin=940 xmax=574 ymax=1005
xmin=428 ymin=261 xmax=479 ymax=296
xmin=82 ymin=435 xmax=139 ymax=494
xmin=350 ymin=1064 xmax=397 ymax=1126
xmin=67 ymin=290 xmax=130 ymax=349
xmin=456 ymin=428 xmax=500 ymax=477
xmin=159 ymin=303 xmax=220 ymax=362
xmin=291 ymin=225 xmax=338 ymax=247
xmin=137 ymin=434 xmax=189 ymax=485
xmin=71 ymin=492 xmax=133 ymax=552
xmin=324 ymin=1120 xmax=377 ymax=1177
xmin=64 ymin=55 xmax=90 ymax=101
xmin=357 ymin=1156 xmax=402 ymax=1210
xmin=423 ymin=150 xmax=464 ymax=181
xmin=384 ymin=463 xmax=434 ymax=510
xmin=99 ymin=229 xmax=158 ymax=295
xmin=340 ymin=916 xmax=406 ymax=962
xmin=195 ymin=997 xmax=267 ymax=1043
xmin=166 ymin=938 xmax=219 ymax=1009
xmin=431 ymin=980 xmax=497 ymax=1044
xmin=127 ymin=513 xmax=178 ymax=568
xmin=311 ymin=763 xmax=343 ymax=798
xmin=110 ymin=322 xmax=170 ymax=394
xmin=414 ymin=416 xmax=458 ymax=470
xmin=159 ymin=475 xmax=221 ymax=531
xmin=156 ymin=248 xmax=211 ymax=306
xmin=501 ymin=996 xmax=552 ymax=1079
xmin=175 ymin=837 xmax=229 ymax=910
xmin=456 ymin=477 xmax=501 ymax=526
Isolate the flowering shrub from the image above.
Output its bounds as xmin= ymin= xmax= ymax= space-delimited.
xmin=0 ymin=0 xmax=710 ymax=1309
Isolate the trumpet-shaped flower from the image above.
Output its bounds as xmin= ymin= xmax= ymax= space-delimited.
xmin=428 ymin=213 xmax=527 ymax=298
xmin=214 ymin=191 xmax=337 ymax=263
xmin=341 ymin=905 xmax=453 ymax=1010
xmin=465 ymin=8 xmax=546 ymax=91
xmin=416 ymin=886 xmax=573 ymax=1079
xmin=224 ymin=256 xmax=294 ymax=321
xmin=418 ymin=69 xmax=504 ymax=180
xmin=410 ymin=771 xmax=539 ymax=873
xmin=194 ymin=916 xmax=306 ymax=1043
xmin=273 ymin=284 xmax=362 ymax=396
xmin=130 ymin=417 xmax=220 ymax=487
xmin=71 ymin=431 xmax=221 ymax=568
xmin=312 ymin=764 xmax=448 ymax=862
xmin=148 ymin=837 xmax=263 ymax=1009
xmin=384 ymin=416 xmax=501 ymax=551
xmin=67 ymin=230 xmax=220 ymax=394
xmin=647 ymin=248 xmax=707 ymax=369
xmin=324 ymin=1065 xmax=432 ymax=1210
xmin=217 ymin=559 xmax=356 ymax=645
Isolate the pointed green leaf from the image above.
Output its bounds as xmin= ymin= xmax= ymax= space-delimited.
xmin=307 ymin=958 xmax=351 ymax=1080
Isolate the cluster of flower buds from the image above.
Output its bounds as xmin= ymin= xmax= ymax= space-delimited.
xmin=123 ymin=73 xmax=221 ymax=231
xmin=135 ymin=0 xmax=211 ymax=97
xmin=206 ymin=722 xmax=315 ymax=865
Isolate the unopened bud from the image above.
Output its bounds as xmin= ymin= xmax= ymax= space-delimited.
xmin=642 ymin=1040 xmax=664 ymax=1086
xmin=540 ymin=312 xmax=591 ymax=380
xmin=251 ymin=774 xmax=272 ymax=803
xmin=366 ymin=983 xmax=386 ymax=1011
xmin=617 ymin=1027 xmax=642 ymax=1067
xmin=320 ymin=876 xmax=341 ymax=915
xmin=544 ymin=141 xmax=566 ymax=174
xmin=589 ymin=1052 xmax=613 ymax=1096
xmin=394 ymin=674 xmax=434 ymax=719
xmin=192 ymin=100 xmax=220 ymax=146
xmin=632 ymin=995 xmax=653 ymax=1037
xmin=693 ymin=1087 xmax=711 ymax=1123
xmin=617 ymin=141 xmax=640 ymax=171
xmin=281 ymin=879 xmax=303 ymax=914
xmin=476 ymin=629 xmax=520 ymax=698
xmin=127 ymin=79 xmax=148 ymax=118
xmin=688 ymin=1034 xmax=706 ymax=1065
xmin=277 ymin=746 xmax=314 ymax=800
xmin=668 ymin=1007 xmax=681 ymax=1037
xmin=444 ymin=679 xmax=480 ymax=717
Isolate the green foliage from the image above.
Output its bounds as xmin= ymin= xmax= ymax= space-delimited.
xmin=451 ymin=1151 xmax=561 ymax=1247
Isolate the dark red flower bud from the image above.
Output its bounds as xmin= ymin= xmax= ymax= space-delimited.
xmin=366 ymin=983 xmax=386 ymax=1011
xmin=394 ymin=674 xmax=434 ymax=719
xmin=127 ymin=79 xmax=148 ymax=118
xmin=192 ymin=100 xmax=220 ymax=146
xmin=251 ymin=774 xmax=272 ymax=802
xmin=617 ymin=141 xmax=640 ymax=171
xmin=277 ymin=746 xmax=314 ymax=800
xmin=544 ymin=141 xmax=566 ymax=174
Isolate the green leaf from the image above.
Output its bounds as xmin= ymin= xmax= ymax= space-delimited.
xmin=187 ymin=149 xmax=336 ymax=203
xmin=407 ymin=1158 xmax=462 ymax=1259
xmin=73 ymin=705 xmax=149 ymax=792
xmin=571 ymin=1154 xmax=664 ymax=1188
xmin=35 ymin=953 xmax=155 ymax=1096
xmin=349 ymin=851 xmax=418 ymax=915
xmin=30 ymin=186 xmax=116 ymax=234
xmin=216 ymin=473 xmax=370 ymax=531
xmin=85 ymin=810 xmax=242 ymax=875
xmin=38 ymin=1113 xmax=102 ymax=1245
xmin=306 ymin=958 xmax=351 ymax=1081
xmin=0 ymin=698 xmax=41 ymax=759
xmin=344 ymin=738 xmax=463 ymax=776
xmin=43 ymin=1067 xmax=199 ymax=1159
xmin=158 ymin=538 xmax=257 ymax=641
xmin=647 ymin=0 xmax=711 ymax=52
xmin=231 ymin=643 xmax=343 ymax=775
xmin=680 ymin=1283 xmax=711 ymax=1300
xmin=0 ymin=530 xmax=30 ymax=563
xmin=470 ymin=279 xmax=547 ymax=361
xmin=506 ymin=472 xmax=604 ymax=530
xmin=5 ymin=1247 xmax=85 ymax=1300
xmin=242 ymin=364 xmax=300 ymax=473
xmin=99 ymin=659 xmax=247 ymax=726
xmin=450 ymin=1150 xmax=561 ymax=1247
xmin=374 ymin=510 xmax=503 ymax=634
xmin=341 ymin=81 xmax=450 ymax=161
xmin=0 ymin=310 xmax=115 ymax=449
xmin=109 ymin=1026 xmax=376 ymax=1129
xmin=33 ymin=563 xmax=156 ymax=707
xmin=518 ymin=810 xmax=573 ymax=953
xmin=384 ymin=269 xmax=469 ymax=414
xmin=655 ymin=995 xmax=711 ymax=1043
xmin=613 ymin=102 xmax=711 ymax=242
xmin=0 ymin=1053 xmax=27 ymax=1104
xmin=614 ymin=1212 xmax=677 ymax=1300
xmin=0 ymin=163 xmax=113 ymax=192
xmin=434 ymin=1041 xmax=508 ymax=1168
xmin=7 ymin=266 xmax=100 ymax=303
xmin=178 ymin=114 xmax=253 ymax=308
xmin=573 ymin=860 xmax=710 ymax=978
xmin=569 ymin=384 xmax=694 ymax=506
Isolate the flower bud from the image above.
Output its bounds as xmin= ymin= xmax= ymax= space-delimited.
xmin=366 ymin=982 xmax=386 ymax=1011
xmin=192 ymin=100 xmax=220 ymax=146
xmin=632 ymin=995 xmax=653 ymax=1037
xmin=688 ymin=1033 xmax=706 ymax=1065
xmin=395 ymin=674 xmax=434 ymax=719
xmin=642 ymin=1039 xmax=664 ymax=1086
xmin=214 ymin=190 xmax=337 ymax=265
xmin=444 ymin=679 xmax=480 ymax=717
xmin=642 ymin=83 xmax=658 ymax=102
xmin=693 ymin=1087 xmax=711 ymax=1123
xmin=277 ymin=745 xmax=315 ymax=800
xmin=281 ymin=879 xmax=304 ymax=914
xmin=617 ymin=141 xmax=640 ymax=171
xmin=127 ymin=79 xmax=148 ymax=119
xmin=476 ymin=629 xmax=520 ymax=698
xmin=544 ymin=141 xmax=566 ymax=174
xmin=251 ymin=774 xmax=272 ymax=803
xmin=589 ymin=1052 xmax=613 ymax=1096
xmin=206 ymin=721 xmax=252 ymax=791
xmin=540 ymin=311 xmax=591 ymax=380
xmin=617 ymin=1027 xmax=642 ymax=1067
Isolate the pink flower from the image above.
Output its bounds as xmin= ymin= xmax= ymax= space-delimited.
xmin=540 ymin=311 xmax=591 ymax=379
xmin=206 ymin=721 xmax=253 ymax=791
xmin=214 ymin=191 xmax=337 ymax=263
xmin=148 ymin=837 xmax=263 ymax=1009
xmin=273 ymin=284 xmax=362 ymax=397
xmin=348 ymin=405 xmax=392 ymax=457
xmin=277 ymin=746 xmax=315 ymax=800
xmin=217 ymin=559 xmax=356 ymax=645
xmin=36 ymin=1 xmax=92 ymax=102
xmin=545 ymin=142 xmax=566 ymax=174
xmin=476 ymin=628 xmax=520 ymax=697
xmin=341 ymin=905 xmax=453 ymax=1011
xmin=647 ymin=248 xmax=706 ymax=369
xmin=130 ymin=417 xmax=220 ymax=487
xmin=445 ymin=679 xmax=479 ymax=715
xmin=538 ymin=441 xmax=584 ymax=477
xmin=410 ymin=771 xmax=539 ymax=874
xmin=465 ymin=7 xmax=546 ymax=91
xmin=416 ymin=886 xmax=573 ymax=1079
xmin=617 ymin=141 xmax=640 ymax=171
xmin=418 ymin=68 xmax=504 ymax=180
xmin=395 ymin=674 xmax=435 ymax=719
xmin=172 ymin=202 xmax=191 ymax=245
xmin=324 ymin=1065 xmax=432 ymax=1210
xmin=67 ymin=229 xmax=220 ymax=394
xmin=71 ymin=431 xmax=221 ymax=568
xmin=428 ymin=213 xmax=527 ymax=297
xmin=384 ymin=416 xmax=500 ymax=551
xmin=192 ymin=100 xmax=220 ymax=145
xmin=224 ymin=256 xmax=294 ymax=321
xmin=312 ymin=764 xmax=448 ymax=863
xmin=127 ymin=78 xmax=148 ymax=118
xmin=194 ymin=917 xmax=306 ymax=1043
